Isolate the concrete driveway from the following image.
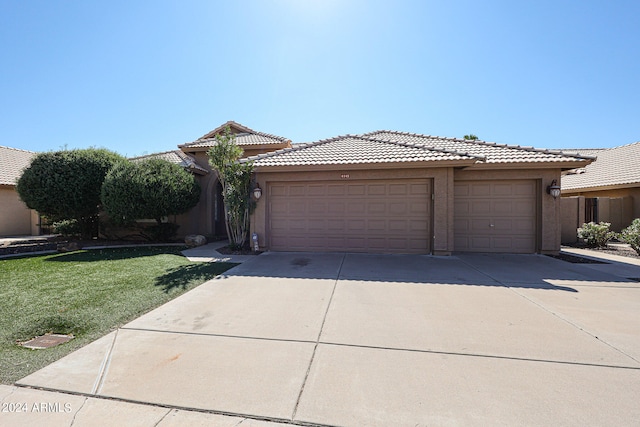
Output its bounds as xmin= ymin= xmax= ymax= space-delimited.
xmin=12 ymin=252 xmax=640 ymax=426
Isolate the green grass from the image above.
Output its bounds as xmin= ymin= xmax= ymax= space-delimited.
xmin=0 ymin=247 xmax=236 ymax=384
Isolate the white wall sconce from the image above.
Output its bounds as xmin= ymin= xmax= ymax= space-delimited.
xmin=546 ymin=179 xmax=561 ymax=199
xmin=253 ymin=184 xmax=262 ymax=200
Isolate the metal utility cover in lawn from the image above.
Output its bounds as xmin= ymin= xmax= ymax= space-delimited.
xmin=21 ymin=334 xmax=74 ymax=349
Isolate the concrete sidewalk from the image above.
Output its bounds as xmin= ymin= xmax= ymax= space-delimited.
xmin=181 ymin=240 xmax=260 ymax=263
xmin=7 ymin=251 xmax=640 ymax=426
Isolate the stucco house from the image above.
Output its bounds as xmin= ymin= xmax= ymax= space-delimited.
xmin=0 ymin=146 xmax=40 ymax=236
xmin=242 ymin=131 xmax=591 ymax=255
xmin=142 ymin=121 xmax=592 ymax=254
xmin=561 ymin=141 xmax=640 ymax=241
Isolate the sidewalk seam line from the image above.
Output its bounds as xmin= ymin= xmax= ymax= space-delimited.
xmin=508 ymin=287 xmax=640 ymax=366
xmin=92 ymin=329 xmax=119 ymax=395
xmin=457 ymin=256 xmax=640 ymax=367
xmin=291 ymin=253 xmax=346 ymax=421
xmin=119 ymin=327 xmax=317 ymax=344
xmin=316 ymin=341 xmax=640 ymax=370
xmin=68 ymin=396 xmax=88 ymax=427
xmin=152 ymin=408 xmax=173 ymax=427
xmin=0 ymin=386 xmax=17 ymax=403
xmin=11 ymin=385 xmax=338 ymax=427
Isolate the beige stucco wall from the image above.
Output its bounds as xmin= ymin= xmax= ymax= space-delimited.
xmin=173 ymin=172 xmax=221 ymax=238
xmin=0 ymin=185 xmax=38 ymax=236
xmin=251 ymin=166 xmax=564 ymax=255
xmin=562 ymin=187 xmax=639 ymax=231
xmin=560 ymin=196 xmax=585 ymax=244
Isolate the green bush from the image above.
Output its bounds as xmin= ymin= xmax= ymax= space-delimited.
xmin=16 ymin=148 xmax=126 ymax=238
xmin=52 ymin=219 xmax=82 ymax=236
xmin=620 ymin=218 xmax=640 ymax=255
xmin=577 ymin=222 xmax=616 ymax=247
xmin=101 ymin=159 xmax=200 ymax=226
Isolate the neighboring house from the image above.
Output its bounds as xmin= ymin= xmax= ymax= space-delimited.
xmin=0 ymin=146 xmax=40 ymax=236
xmin=561 ymin=141 xmax=640 ymax=241
xmin=243 ymin=131 xmax=591 ymax=255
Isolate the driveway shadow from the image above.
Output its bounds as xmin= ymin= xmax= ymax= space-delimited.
xmin=155 ymin=263 xmax=238 ymax=293
xmin=218 ymin=252 xmax=636 ymax=292
xmin=457 ymin=253 xmax=638 ymax=290
xmin=225 ymin=252 xmax=346 ymax=280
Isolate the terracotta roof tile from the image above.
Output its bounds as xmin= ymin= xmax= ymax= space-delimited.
xmin=130 ymin=150 xmax=208 ymax=174
xmin=180 ymin=120 xmax=290 ymax=149
xmin=244 ymin=131 xmax=592 ymax=168
xmin=562 ymin=141 xmax=640 ymax=191
xmin=557 ymin=148 xmax=606 ymax=157
xmin=244 ymin=135 xmax=482 ymax=167
xmin=365 ymin=131 xmax=592 ymax=164
xmin=0 ymin=146 xmax=36 ymax=186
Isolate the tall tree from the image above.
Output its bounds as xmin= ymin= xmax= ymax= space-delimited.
xmin=463 ymin=134 xmax=479 ymax=140
xmin=207 ymin=127 xmax=255 ymax=249
xmin=16 ymin=148 xmax=125 ymax=238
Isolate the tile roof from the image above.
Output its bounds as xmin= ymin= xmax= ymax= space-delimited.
xmin=243 ymin=135 xmax=483 ymax=167
xmin=0 ymin=146 xmax=36 ymax=186
xmin=365 ymin=131 xmax=593 ymax=165
xmin=562 ymin=141 xmax=640 ymax=191
xmin=556 ymin=148 xmax=606 ymax=157
xmin=244 ymin=131 xmax=592 ymax=168
xmin=180 ymin=120 xmax=290 ymax=149
xmin=130 ymin=150 xmax=208 ymax=174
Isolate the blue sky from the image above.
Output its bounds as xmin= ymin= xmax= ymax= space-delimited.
xmin=1 ymin=0 xmax=638 ymax=156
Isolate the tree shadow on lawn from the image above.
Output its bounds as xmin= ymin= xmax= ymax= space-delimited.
xmin=45 ymin=246 xmax=186 ymax=262
xmin=154 ymin=263 xmax=237 ymax=293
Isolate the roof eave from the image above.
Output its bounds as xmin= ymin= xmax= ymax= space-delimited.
xmin=461 ymin=159 xmax=593 ymax=170
xmin=179 ymin=142 xmax=291 ymax=153
xmin=562 ymin=181 xmax=640 ymax=194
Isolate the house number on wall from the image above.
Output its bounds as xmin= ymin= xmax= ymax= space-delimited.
xmin=341 ymin=174 xmax=350 ymax=179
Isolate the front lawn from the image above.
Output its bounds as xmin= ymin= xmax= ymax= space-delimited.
xmin=0 ymin=246 xmax=236 ymax=384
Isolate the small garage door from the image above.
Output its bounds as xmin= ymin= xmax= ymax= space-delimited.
xmin=268 ymin=179 xmax=431 ymax=253
xmin=454 ymin=180 xmax=537 ymax=253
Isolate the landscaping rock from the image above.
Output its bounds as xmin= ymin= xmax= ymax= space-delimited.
xmin=185 ymin=235 xmax=207 ymax=247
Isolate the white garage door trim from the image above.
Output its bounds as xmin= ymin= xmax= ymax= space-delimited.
xmin=454 ymin=180 xmax=538 ymax=253
xmin=267 ymin=179 xmax=432 ymax=254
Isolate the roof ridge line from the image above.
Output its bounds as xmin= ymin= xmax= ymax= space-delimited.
xmin=129 ymin=149 xmax=182 ymax=160
xmin=359 ymin=135 xmax=486 ymax=161
xmin=363 ymin=129 xmax=437 ymax=139
xmin=192 ymin=120 xmax=290 ymax=144
xmin=0 ymin=145 xmax=36 ymax=154
xmin=241 ymin=135 xmax=351 ymax=163
xmin=554 ymin=150 xmax=598 ymax=160
xmin=366 ymin=130 xmax=594 ymax=161
xmin=608 ymin=140 xmax=640 ymax=150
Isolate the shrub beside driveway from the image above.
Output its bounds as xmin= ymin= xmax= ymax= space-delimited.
xmin=0 ymin=246 xmax=235 ymax=384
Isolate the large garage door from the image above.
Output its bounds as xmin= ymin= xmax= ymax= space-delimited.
xmin=268 ymin=179 xmax=431 ymax=253
xmin=454 ymin=180 xmax=537 ymax=253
